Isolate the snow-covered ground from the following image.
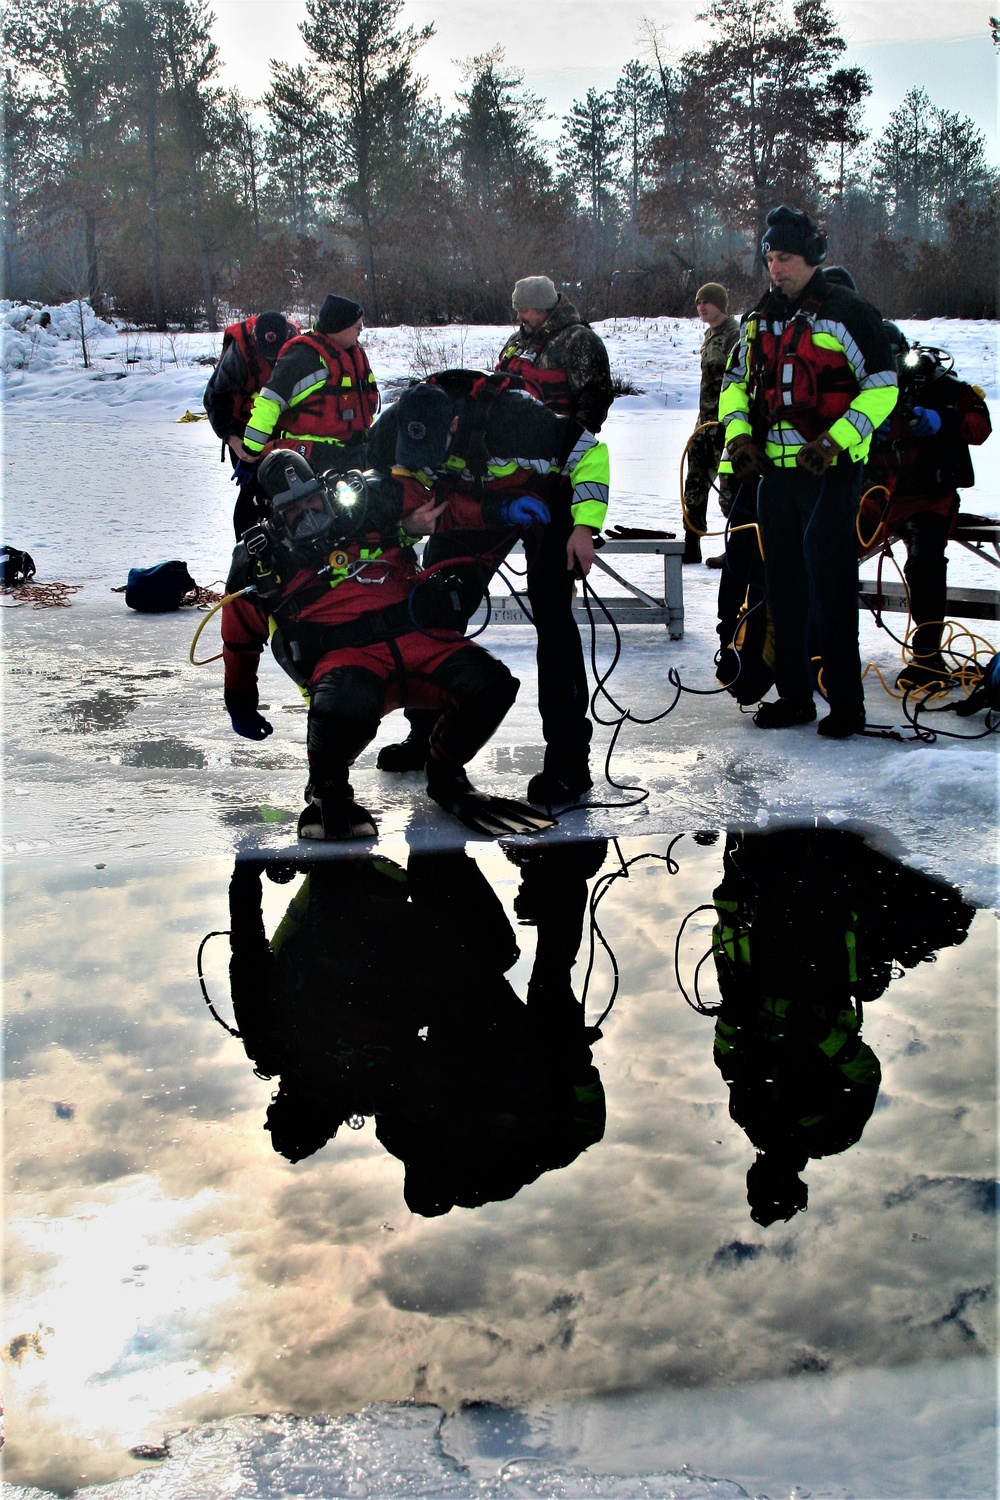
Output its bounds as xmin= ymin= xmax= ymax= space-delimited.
xmin=2 ymin=308 xmax=998 ymax=1499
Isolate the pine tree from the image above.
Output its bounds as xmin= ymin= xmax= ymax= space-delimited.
xmin=217 ymin=89 xmax=265 ymax=243
xmin=451 ymin=48 xmax=549 ymax=207
xmin=685 ymin=0 xmax=852 ymax=245
xmin=158 ymin=0 xmax=223 ymax=330
xmin=447 ymin=49 xmax=563 ymax=321
xmin=110 ymin=0 xmax=172 ymax=328
xmin=613 ymin=61 xmax=658 ymax=251
xmin=262 ymin=62 xmax=332 ymax=237
xmin=299 ymin=0 xmax=433 ymax=322
xmin=559 ymin=88 xmax=621 ymax=224
xmin=873 ymin=87 xmax=995 ymax=241
xmin=0 ymin=65 xmax=49 ymax=296
xmin=4 ymin=0 xmax=114 ymax=303
xmin=822 ymin=66 xmax=870 ymax=201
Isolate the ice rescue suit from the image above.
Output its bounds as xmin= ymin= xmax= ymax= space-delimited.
xmin=204 ymin=315 xmax=297 ymax=536
xmin=221 ymin=471 xmax=517 ymax=804
xmin=720 ymin=272 xmax=898 ymax=720
xmin=367 ymin=374 xmax=611 ymax=781
xmin=862 ymin=364 xmax=991 ymax=663
xmin=243 ymin=331 xmax=379 ymax=475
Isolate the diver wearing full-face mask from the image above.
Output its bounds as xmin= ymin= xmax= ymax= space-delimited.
xmin=219 ymin=439 xmax=555 ymax=842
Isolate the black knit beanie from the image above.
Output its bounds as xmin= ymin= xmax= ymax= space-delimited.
xmin=760 ymin=206 xmax=827 ymax=266
xmin=317 ymin=294 xmax=364 ymax=334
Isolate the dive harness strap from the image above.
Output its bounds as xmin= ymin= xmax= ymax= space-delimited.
xmin=279 ymin=598 xmax=418 ymax=658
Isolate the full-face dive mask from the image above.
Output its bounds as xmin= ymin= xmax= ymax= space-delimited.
xmin=256 ymin=454 xmax=371 ymax=566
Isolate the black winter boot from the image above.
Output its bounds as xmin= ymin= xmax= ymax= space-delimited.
xmin=376 ymin=710 xmax=436 ymax=772
xmin=753 ymin=697 xmax=817 ymax=729
xmin=298 ymin=782 xmax=377 ymax=841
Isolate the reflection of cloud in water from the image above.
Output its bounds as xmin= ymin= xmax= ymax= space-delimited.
xmin=2 ymin=836 xmax=996 ymax=1491
xmin=5 ymin=1179 xmax=237 ymax=1491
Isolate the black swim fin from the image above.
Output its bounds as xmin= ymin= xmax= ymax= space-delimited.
xmin=297 ymin=797 xmax=378 ymax=842
xmin=426 ymin=766 xmax=556 ymax=837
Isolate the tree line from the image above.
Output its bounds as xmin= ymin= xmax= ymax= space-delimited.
xmin=3 ymin=0 xmax=996 ymax=329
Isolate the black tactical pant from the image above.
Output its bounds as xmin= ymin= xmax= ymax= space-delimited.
xmin=756 ymin=460 xmax=865 ymax=720
xmin=715 ymin=480 xmax=773 ymax=703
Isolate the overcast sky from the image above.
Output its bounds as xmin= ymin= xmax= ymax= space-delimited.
xmin=209 ymin=0 xmax=999 ymax=160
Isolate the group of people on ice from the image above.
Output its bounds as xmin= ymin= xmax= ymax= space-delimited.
xmin=203 ymin=203 xmax=990 ymax=842
xmin=204 ymin=274 xmax=613 ymax=841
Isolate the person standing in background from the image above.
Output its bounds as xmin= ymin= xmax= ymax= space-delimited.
xmin=203 ymin=310 xmax=297 ymax=537
xmin=684 ymin=284 xmax=739 ymax=565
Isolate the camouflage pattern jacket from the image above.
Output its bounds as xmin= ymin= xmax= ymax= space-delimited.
xmin=699 ymin=314 xmax=740 ymax=426
xmin=497 ymin=297 xmax=614 ymax=433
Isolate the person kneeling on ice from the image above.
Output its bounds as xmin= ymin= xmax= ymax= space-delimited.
xmin=219 ymin=439 xmax=555 ymax=842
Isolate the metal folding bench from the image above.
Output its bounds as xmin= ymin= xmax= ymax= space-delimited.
xmin=859 ymin=513 xmax=1000 ymax=622
xmin=488 ymin=533 xmax=688 ymax=639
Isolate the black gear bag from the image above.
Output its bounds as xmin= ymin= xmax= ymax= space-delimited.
xmin=124 ymin=560 xmax=197 ymax=612
xmin=0 ymin=546 xmax=37 ymax=586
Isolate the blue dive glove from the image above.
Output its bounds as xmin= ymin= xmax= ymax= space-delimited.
xmin=500 ymin=495 xmax=551 ymax=527
xmin=229 ymin=710 xmax=273 ymax=740
xmin=231 ymin=459 xmax=258 ymax=485
xmin=910 ymin=406 xmax=942 ymax=438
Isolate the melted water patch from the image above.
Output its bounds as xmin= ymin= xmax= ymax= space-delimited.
xmin=3 ymin=831 xmax=995 ymax=1495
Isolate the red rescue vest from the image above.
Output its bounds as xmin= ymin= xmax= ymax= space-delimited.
xmin=750 ymin=295 xmax=858 ymax=442
xmin=497 ymin=341 xmax=574 ymax=415
xmin=277 ymin=332 xmax=379 ymax=446
xmin=222 ymin=317 xmax=297 ymax=426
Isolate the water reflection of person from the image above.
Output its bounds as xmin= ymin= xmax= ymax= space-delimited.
xmin=709 ymin=828 xmax=974 ymax=1225
xmin=227 ymin=841 xmax=608 ymax=1215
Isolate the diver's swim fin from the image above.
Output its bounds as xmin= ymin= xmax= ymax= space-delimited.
xmin=426 ymin=767 xmax=556 ymax=837
xmin=297 ymin=797 xmax=378 ymax=842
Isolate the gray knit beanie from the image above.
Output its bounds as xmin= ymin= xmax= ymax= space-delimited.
xmin=512 ymin=276 xmax=559 ymax=312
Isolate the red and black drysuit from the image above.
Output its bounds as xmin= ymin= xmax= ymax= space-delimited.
xmin=862 ymin=368 xmax=992 ymax=663
xmin=203 ymin=316 xmax=297 ymax=537
xmin=221 ymin=471 xmax=519 ymax=804
xmin=367 ymin=373 xmax=611 ymax=785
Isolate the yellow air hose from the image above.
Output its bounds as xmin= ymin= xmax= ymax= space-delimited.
xmin=189 ymin=586 xmax=256 ymax=666
xmin=679 ymin=419 xmax=765 ymax=559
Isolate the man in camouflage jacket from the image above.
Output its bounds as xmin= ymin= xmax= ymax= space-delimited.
xmin=496 ymin=276 xmax=614 ymax=434
xmin=684 ymin=283 xmax=739 ymax=563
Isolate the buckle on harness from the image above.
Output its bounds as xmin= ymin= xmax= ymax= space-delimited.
xmin=244 ymin=524 xmax=270 ymax=557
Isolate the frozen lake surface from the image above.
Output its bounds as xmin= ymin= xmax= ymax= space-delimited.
xmin=2 ymin=312 xmax=998 ymax=1497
